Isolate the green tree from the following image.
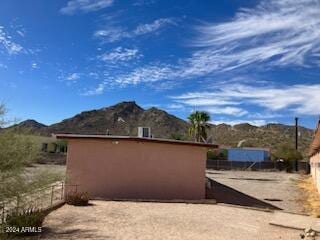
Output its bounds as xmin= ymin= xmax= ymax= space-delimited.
xmin=0 ymin=105 xmax=62 ymax=202
xmin=188 ymin=111 xmax=211 ymax=142
xmin=273 ymin=144 xmax=303 ymax=172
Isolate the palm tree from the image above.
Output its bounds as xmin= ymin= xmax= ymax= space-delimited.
xmin=187 ymin=111 xmax=211 ymax=142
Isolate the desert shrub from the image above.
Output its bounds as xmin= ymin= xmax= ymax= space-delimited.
xmin=207 ymin=149 xmax=228 ymax=160
xmin=273 ymin=144 xmax=303 ymax=172
xmin=0 ymin=104 xmax=64 ymax=202
xmin=2 ymin=208 xmax=46 ymax=237
xmin=66 ymin=192 xmax=89 ymax=206
xmin=170 ymin=133 xmax=185 ymax=140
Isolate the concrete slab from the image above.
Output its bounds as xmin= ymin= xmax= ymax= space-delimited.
xmin=270 ymin=211 xmax=320 ymax=232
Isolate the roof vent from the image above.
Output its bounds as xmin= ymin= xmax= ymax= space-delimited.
xmin=138 ymin=127 xmax=151 ymax=138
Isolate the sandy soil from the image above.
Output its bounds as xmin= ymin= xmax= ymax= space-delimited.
xmin=41 ymin=200 xmax=302 ymax=240
xmin=206 ymin=170 xmax=303 ymax=213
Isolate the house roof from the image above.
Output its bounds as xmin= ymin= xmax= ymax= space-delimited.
xmin=227 ymin=147 xmax=270 ymax=152
xmin=54 ymin=134 xmax=219 ymax=148
xmin=309 ymin=120 xmax=320 ymax=157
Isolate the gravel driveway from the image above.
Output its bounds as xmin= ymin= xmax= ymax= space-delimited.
xmin=41 ymin=201 xmax=301 ymax=240
xmin=206 ymin=170 xmax=303 ymax=213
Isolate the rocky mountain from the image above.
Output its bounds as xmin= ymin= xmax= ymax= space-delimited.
xmin=8 ymin=119 xmax=47 ymax=133
xmin=46 ymin=101 xmax=188 ymax=138
xmin=7 ymin=101 xmax=316 ymax=157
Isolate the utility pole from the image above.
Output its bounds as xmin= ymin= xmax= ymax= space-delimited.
xmin=295 ymin=117 xmax=298 ymax=150
xmin=295 ymin=117 xmax=299 ymax=172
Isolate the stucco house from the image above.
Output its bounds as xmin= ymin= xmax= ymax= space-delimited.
xmin=309 ymin=120 xmax=320 ymax=193
xmin=55 ymin=134 xmax=217 ymax=200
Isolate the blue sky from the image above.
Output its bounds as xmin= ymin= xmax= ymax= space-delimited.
xmin=1 ymin=0 xmax=320 ymax=128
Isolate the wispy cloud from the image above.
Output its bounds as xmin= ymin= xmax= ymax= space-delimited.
xmin=60 ymin=0 xmax=114 ymax=15
xmin=82 ymin=83 xmax=105 ymax=96
xmin=191 ymin=0 xmax=320 ymax=70
xmin=0 ymin=63 xmax=7 ymax=69
xmin=211 ymin=119 xmax=268 ymax=127
xmin=204 ymin=107 xmax=248 ymax=116
xmin=92 ymin=0 xmax=320 ymax=90
xmin=31 ymin=62 xmax=38 ymax=69
xmin=0 ymin=26 xmax=24 ymax=55
xmin=172 ymin=83 xmax=320 ymax=116
xmin=66 ymin=72 xmax=81 ymax=82
xmin=114 ymin=64 xmax=175 ymax=86
xmin=98 ymin=47 xmax=142 ymax=63
xmin=82 ymin=64 xmax=175 ymax=95
xmin=94 ymin=18 xmax=176 ymax=43
xmin=133 ymin=0 xmax=157 ymax=6
xmin=133 ymin=18 xmax=176 ymax=35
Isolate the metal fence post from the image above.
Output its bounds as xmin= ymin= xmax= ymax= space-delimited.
xmin=1 ymin=203 xmax=5 ymax=223
xmin=50 ymin=186 xmax=54 ymax=206
xmin=61 ymin=182 xmax=64 ymax=200
xmin=16 ymin=195 xmax=20 ymax=213
xmin=259 ymin=161 xmax=261 ymax=170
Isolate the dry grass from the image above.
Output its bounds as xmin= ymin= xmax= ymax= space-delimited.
xmin=297 ymin=176 xmax=320 ymax=217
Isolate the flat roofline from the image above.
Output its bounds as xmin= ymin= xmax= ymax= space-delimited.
xmin=227 ymin=147 xmax=270 ymax=151
xmin=54 ymin=134 xmax=218 ymax=148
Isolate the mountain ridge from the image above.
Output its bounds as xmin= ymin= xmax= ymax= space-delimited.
xmin=7 ymin=101 xmax=315 ymax=157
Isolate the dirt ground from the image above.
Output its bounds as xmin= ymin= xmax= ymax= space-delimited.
xmin=206 ymin=170 xmax=304 ymax=213
xmin=41 ymin=200 xmax=302 ymax=240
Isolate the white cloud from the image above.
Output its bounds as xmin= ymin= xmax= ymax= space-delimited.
xmin=0 ymin=63 xmax=7 ymax=69
xmin=94 ymin=18 xmax=175 ymax=43
xmin=114 ymin=65 xmax=175 ymax=86
xmin=94 ymin=27 xmax=128 ymax=43
xmin=0 ymin=26 xmax=24 ymax=55
xmin=86 ymin=0 xmax=320 ymax=98
xmin=82 ymin=64 xmax=174 ymax=95
xmin=16 ymin=30 xmax=25 ymax=37
xmin=133 ymin=18 xmax=176 ymax=35
xmin=166 ymin=103 xmax=185 ymax=110
xmin=99 ymin=47 xmax=141 ymax=63
xmin=205 ymin=107 xmax=248 ymax=116
xmin=133 ymin=0 xmax=156 ymax=6
xmin=211 ymin=119 xmax=268 ymax=127
xmin=31 ymin=63 xmax=38 ymax=69
xmin=191 ymin=0 xmax=320 ymax=69
xmin=172 ymin=83 xmax=320 ymax=116
xmin=94 ymin=0 xmax=320 ymax=89
xmin=82 ymin=83 xmax=105 ymax=96
xmin=60 ymin=0 xmax=114 ymax=15
xmin=66 ymin=73 xmax=81 ymax=81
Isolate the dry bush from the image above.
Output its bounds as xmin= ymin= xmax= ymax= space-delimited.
xmin=297 ymin=176 xmax=320 ymax=217
xmin=66 ymin=192 xmax=89 ymax=206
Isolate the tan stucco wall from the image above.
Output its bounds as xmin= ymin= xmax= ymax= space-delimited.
xmin=65 ymin=139 xmax=207 ymax=200
xmin=310 ymin=152 xmax=320 ymax=193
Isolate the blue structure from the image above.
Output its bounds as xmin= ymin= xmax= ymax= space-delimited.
xmin=227 ymin=148 xmax=270 ymax=162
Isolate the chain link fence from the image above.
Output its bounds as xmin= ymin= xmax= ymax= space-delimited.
xmin=207 ymin=159 xmax=310 ymax=172
xmin=207 ymin=160 xmax=278 ymax=171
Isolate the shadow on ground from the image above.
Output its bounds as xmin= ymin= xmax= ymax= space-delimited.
xmin=41 ymin=215 xmax=110 ymax=239
xmin=206 ymin=178 xmax=282 ymax=210
xmin=41 ymin=227 xmax=110 ymax=239
xmin=228 ymin=177 xmax=278 ymax=182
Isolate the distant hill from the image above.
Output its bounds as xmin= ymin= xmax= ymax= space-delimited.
xmin=8 ymin=119 xmax=47 ymax=134
xmin=6 ymin=101 xmax=315 ymax=157
xmin=210 ymin=123 xmax=314 ymax=158
xmin=46 ymin=101 xmax=188 ymax=138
